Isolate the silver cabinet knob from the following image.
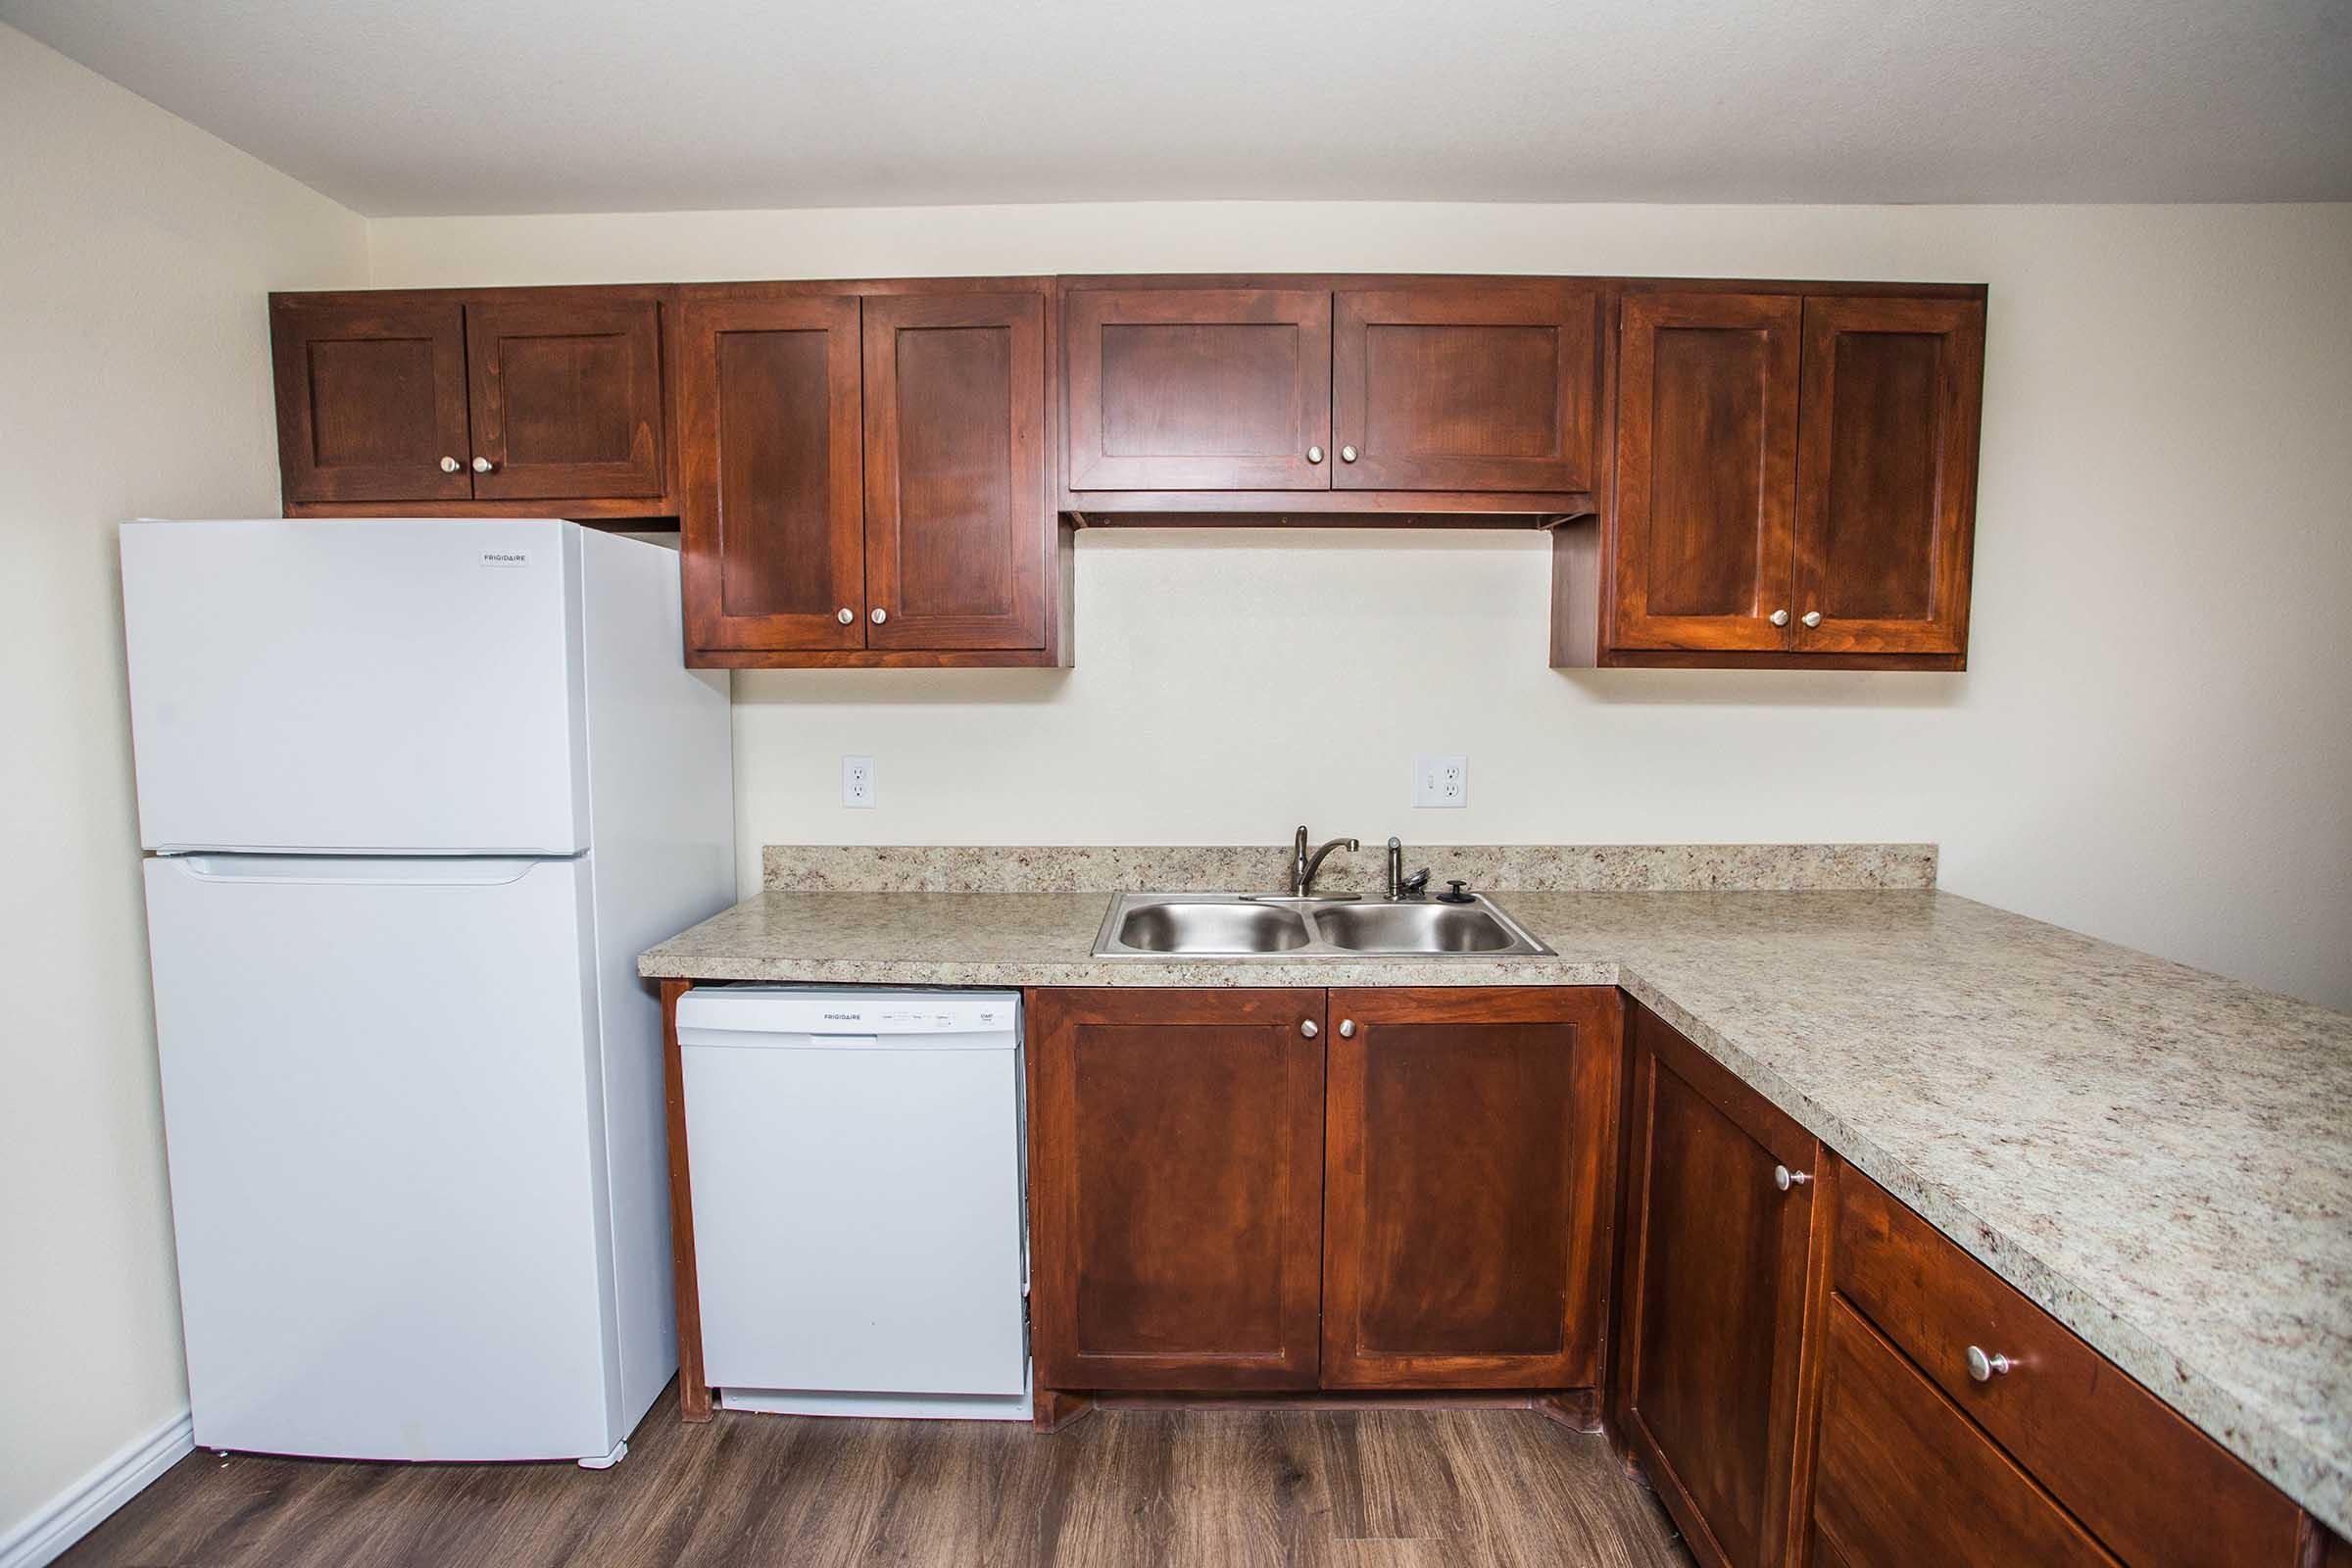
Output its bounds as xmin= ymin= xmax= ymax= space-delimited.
xmin=439 ymin=456 xmax=462 ymax=473
xmin=1768 ymin=610 xmax=1790 ymax=627
xmin=836 ymin=608 xmax=855 ymax=625
xmin=1773 ymin=1164 xmax=1812 ymax=1191
xmin=1306 ymin=445 xmax=1324 ymax=465
xmin=1801 ymin=611 xmax=1823 ymax=628
xmin=471 ymin=456 xmax=494 ymax=473
xmin=1340 ymin=445 xmax=1358 ymax=463
xmin=1300 ymin=1020 xmax=1319 ymax=1038
xmin=870 ymin=608 xmax=888 ymax=624
xmin=1338 ymin=1019 xmax=1356 ymax=1038
xmin=1966 ymin=1346 xmax=2016 ymax=1382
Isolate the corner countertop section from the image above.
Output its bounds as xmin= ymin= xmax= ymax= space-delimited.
xmin=640 ymin=884 xmax=2352 ymax=1537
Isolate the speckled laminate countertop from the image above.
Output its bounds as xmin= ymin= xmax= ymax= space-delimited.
xmin=639 ymin=886 xmax=2352 ymax=1535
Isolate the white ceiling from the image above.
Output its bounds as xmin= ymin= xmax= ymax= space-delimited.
xmin=7 ymin=0 xmax=2347 ymax=217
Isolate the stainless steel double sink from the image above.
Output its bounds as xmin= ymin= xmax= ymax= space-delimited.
xmin=1090 ymin=891 xmax=1554 ymax=959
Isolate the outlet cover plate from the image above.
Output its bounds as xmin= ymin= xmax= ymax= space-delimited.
xmin=843 ymin=755 xmax=875 ymax=808
xmin=1414 ymin=755 xmax=1467 ymax=808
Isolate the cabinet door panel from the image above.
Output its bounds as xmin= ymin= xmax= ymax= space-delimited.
xmin=1793 ymin=296 xmax=1983 ymax=655
xmin=677 ymin=296 xmax=864 ymax=655
xmin=1612 ymin=292 xmax=1800 ymax=651
xmin=1808 ymin=1299 xmax=2119 ymax=1568
xmin=1333 ymin=281 xmax=1601 ymax=492
xmin=271 ymin=302 xmax=471 ymax=504
xmin=1027 ymin=989 xmax=1326 ymax=1391
xmin=466 ymin=298 xmax=664 ymax=500
xmin=863 ymin=289 xmax=1050 ymax=650
xmin=1322 ymin=987 xmax=1619 ymax=1389
xmin=1065 ymin=287 xmax=1332 ymax=490
xmin=1616 ymin=1004 xmax=1818 ymax=1568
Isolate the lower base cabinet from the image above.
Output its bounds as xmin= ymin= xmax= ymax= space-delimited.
xmin=1024 ymin=985 xmax=1622 ymax=1396
xmin=1610 ymin=1006 xmax=2317 ymax=1568
xmin=1613 ymin=1004 xmax=1822 ymax=1568
xmin=1807 ymin=1298 xmax=2119 ymax=1568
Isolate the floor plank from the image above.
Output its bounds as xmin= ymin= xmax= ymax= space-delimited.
xmin=61 ymin=1384 xmax=1691 ymax=1568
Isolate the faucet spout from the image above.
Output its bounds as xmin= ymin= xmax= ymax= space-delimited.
xmin=1293 ymin=827 xmax=1360 ymax=897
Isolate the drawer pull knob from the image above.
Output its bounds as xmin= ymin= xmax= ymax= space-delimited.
xmin=1768 ymin=609 xmax=1790 ymax=627
xmin=471 ymin=456 xmax=495 ymax=473
xmin=1307 ymin=445 xmax=1324 ymax=464
xmin=1801 ymin=611 xmax=1823 ymax=628
xmin=1300 ymin=1019 xmax=1319 ymax=1038
xmin=439 ymin=456 xmax=462 ymax=473
xmin=1966 ymin=1345 xmax=2016 ymax=1382
xmin=1773 ymin=1164 xmax=1812 ymax=1191
xmin=1338 ymin=1018 xmax=1356 ymax=1038
xmin=836 ymin=607 xmax=856 ymax=624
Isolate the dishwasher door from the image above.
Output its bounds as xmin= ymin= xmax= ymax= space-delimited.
xmin=677 ymin=988 xmax=1028 ymax=1418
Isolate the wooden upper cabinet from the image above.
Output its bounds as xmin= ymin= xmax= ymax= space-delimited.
xmin=861 ymin=289 xmax=1050 ymax=651
xmin=1611 ymin=292 xmax=1801 ymax=651
xmin=271 ymin=300 xmax=471 ymax=504
xmin=1332 ymin=281 xmax=1602 ymax=493
xmin=1320 ymin=987 xmax=1619 ymax=1390
xmin=1792 ymin=295 xmax=1984 ymax=656
xmin=676 ymin=293 xmax=866 ymax=655
xmin=465 ymin=297 xmax=664 ymax=500
xmin=1026 ymin=988 xmax=1327 ymax=1392
xmin=1616 ymin=1004 xmax=1821 ymax=1568
xmin=1064 ymin=285 xmax=1333 ymax=491
xmin=1568 ymin=282 xmax=1985 ymax=669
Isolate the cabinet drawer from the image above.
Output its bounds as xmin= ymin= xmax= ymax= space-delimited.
xmin=1811 ymin=1298 xmax=2119 ymax=1568
xmin=1833 ymin=1168 xmax=2302 ymax=1568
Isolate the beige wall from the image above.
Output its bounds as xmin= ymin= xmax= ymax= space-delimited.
xmin=0 ymin=23 xmax=368 ymax=1545
xmin=372 ymin=200 xmax=2352 ymax=1010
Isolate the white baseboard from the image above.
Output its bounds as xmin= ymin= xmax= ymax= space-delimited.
xmin=0 ymin=1408 xmax=194 ymax=1568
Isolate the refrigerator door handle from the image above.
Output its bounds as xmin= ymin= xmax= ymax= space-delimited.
xmin=166 ymin=855 xmax=557 ymax=888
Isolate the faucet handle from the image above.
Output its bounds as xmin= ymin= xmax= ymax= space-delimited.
xmin=1399 ymin=867 xmax=1432 ymax=899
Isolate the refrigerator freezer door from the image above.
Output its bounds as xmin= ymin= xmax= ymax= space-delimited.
xmin=122 ymin=519 xmax=589 ymax=854
xmin=141 ymin=853 xmax=623 ymax=1461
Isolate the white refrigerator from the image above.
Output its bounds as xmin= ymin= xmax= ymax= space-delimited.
xmin=122 ymin=517 xmax=734 ymax=1467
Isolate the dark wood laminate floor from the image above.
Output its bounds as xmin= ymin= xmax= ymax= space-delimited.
xmin=62 ymin=1385 xmax=1693 ymax=1567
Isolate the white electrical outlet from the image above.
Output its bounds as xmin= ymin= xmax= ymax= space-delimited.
xmin=1414 ymin=755 xmax=1468 ymax=808
xmin=842 ymin=755 xmax=875 ymax=808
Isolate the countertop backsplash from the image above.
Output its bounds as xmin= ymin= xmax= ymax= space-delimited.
xmin=760 ymin=842 xmax=1939 ymax=895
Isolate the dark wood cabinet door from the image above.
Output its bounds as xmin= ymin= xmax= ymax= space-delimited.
xmin=1616 ymin=1004 xmax=1820 ymax=1568
xmin=1321 ymin=987 xmax=1620 ymax=1389
xmin=1612 ymin=292 xmax=1801 ymax=651
xmin=465 ymin=296 xmax=664 ymax=500
xmin=270 ymin=301 xmax=470 ymax=504
xmin=862 ymin=288 xmax=1051 ymax=650
xmin=1026 ymin=988 xmax=1326 ymax=1392
xmin=1331 ymin=281 xmax=1602 ymax=493
xmin=677 ymin=294 xmax=865 ymax=656
xmin=1792 ymin=295 xmax=1984 ymax=656
xmin=1064 ymin=286 xmax=1332 ymax=491
xmin=1805 ymin=1299 xmax=2119 ymax=1568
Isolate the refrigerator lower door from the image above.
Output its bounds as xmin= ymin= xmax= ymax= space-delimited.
xmin=141 ymin=853 xmax=623 ymax=1461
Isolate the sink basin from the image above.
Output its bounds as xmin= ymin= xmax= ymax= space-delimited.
xmin=1114 ymin=901 xmax=1312 ymax=955
xmin=1313 ymin=902 xmax=1519 ymax=954
xmin=1091 ymin=892 xmax=1551 ymax=958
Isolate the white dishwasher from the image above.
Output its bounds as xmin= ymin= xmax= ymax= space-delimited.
xmin=676 ymin=986 xmax=1030 ymax=1420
